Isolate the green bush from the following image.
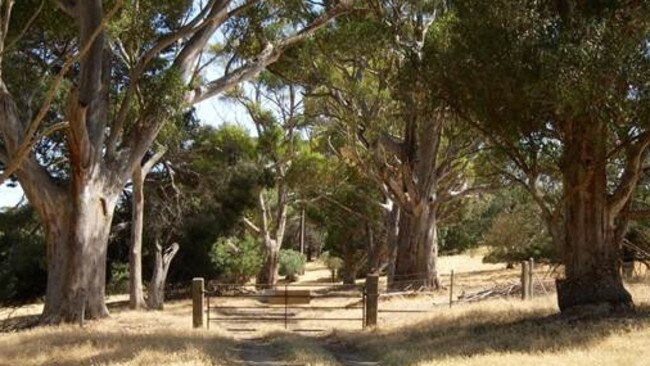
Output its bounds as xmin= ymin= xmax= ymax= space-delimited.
xmin=0 ymin=206 xmax=47 ymax=304
xmin=481 ymin=203 xmax=556 ymax=265
xmin=210 ymin=235 xmax=262 ymax=284
xmin=107 ymin=262 xmax=129 ymax=295
xmin=279 ymin=249 xmax=306 ymax=282
xmin=322 ymin=251 xmax=343 ymax=281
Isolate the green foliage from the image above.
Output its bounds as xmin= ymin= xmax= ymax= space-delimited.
xmin=425 ymin=0 xmax=650 ymax=152
xmin=106 ymin=262 xmax=130 ymax=295
xmin=440 ymin=191 xmax=529 ymax=254
xmin=440 ymin=196 xmax=496 ymax=254
xmin=278 ymin=249 xmax=306 ymax=282
xmin=481 ymin=203 xmax=556 ymax=265
xmin=210 ymin=235 xmax=263 ymax=284
xmin=145 ymin=124 xmax=262 ymax=284
xmin=0 ymin=206 xmax=47 ymax=304
xmin=322 ymin=251 xmax=344 ymax=281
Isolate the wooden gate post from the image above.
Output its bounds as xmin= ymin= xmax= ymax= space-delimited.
xmin=449 ymin=270 xmax=455 ymax=308
xmin=521 ymin=261 xmax=529 ymax=300
xmin=192 ymin=278 xmax=204 ymax=329
xmin=528 ymin=258 xmax=535 ymax=299
xmin=365 ymin=274 xmax=379 ymax=327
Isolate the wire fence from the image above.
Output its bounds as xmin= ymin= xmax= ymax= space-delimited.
xmin=204 ymin=282 xmax=367 ymax=332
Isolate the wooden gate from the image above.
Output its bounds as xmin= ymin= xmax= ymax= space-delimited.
xmin=204 ymin=282 xmax=367 ymax=332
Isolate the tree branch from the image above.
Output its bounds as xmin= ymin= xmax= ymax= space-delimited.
xmin=0 ymin=120 xmax=68 ymax=184
xmin=4 ymin=1 xmax=42 ymax=51
xmin=190 ymin=0 xmax=352 ymax=105
xmin=437 ymin=184 xmax=499 ymax=204
xmin=242 ymin=217 xmax=261 ymax=235
xmin=141 ymin=146 xmax=167 ymax=176
xmin=609 ymin=130 xmax=650 ymax=217
xmin=52 ymin=0 xmax=77 ymax=17
xmin=0 ymin=0 xmax=122 ymax=186
xmin=173 ymin=0 xmax=232 ymax=79
xmin=258 ymin=190 xmax=271 ymax=243
xmin=107 ymin=0 xmax=227 ymax=154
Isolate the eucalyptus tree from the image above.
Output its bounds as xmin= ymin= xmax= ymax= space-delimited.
xmin=129 ymin=146 xmax=166 ymax=309
xmin=0 ymin=0 xmax=351 ymax=323
xmin=428 ymin=0 xmax=650 ymax=311
xmin=292 ymin=1 xmax=485 ymax=288
xmin=129 ymin=109 xmax=198 ymax=309
xmin=227 ymin=73 xmax=312 ymax=286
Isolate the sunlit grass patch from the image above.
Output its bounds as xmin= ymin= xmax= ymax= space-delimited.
xmin=340 ymin=295 xmax=650 ymax=366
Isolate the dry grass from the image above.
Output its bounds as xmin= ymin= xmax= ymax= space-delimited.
xmin=1 ymin=253 xmax=649 ymax=366
xmin=338 ymin=294 xmax=650 ymax=366
xmin=269 ymin=333 xmax=340 ymax=365
xmin=0 ymin=300 xmax=238 ymax=366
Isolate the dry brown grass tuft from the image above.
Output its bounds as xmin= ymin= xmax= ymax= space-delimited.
xmin=0 ymin=300 xmax=237 ymax=366
xmin=339 ymin=294 xmax=650 ymax=366
xmin=1 ymin=255 xmax=649 ymax=366
xmin=269 ymin=333 xmax=340 ymax=365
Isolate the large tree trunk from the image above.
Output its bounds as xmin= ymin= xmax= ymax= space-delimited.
xmin=253 ymin=186 xmax=287 ymax=288
xmin=257 ymin=240 xmax=280 ymax=288
xmin=341 ymin=265 xmax=357 ymax=285
xmin=557 ymin=121 xmax=633 ymax=312
xmin=391 ymin=204 xmax=440 ymax=290
xmin=129 ymin=149 xmax=165 ymax=310
xmin=366 ymin=223 xmax=380 ymax=274
xmin=147 ymin=241 xmax=179 ymax=310
xmin=386 ymin=204 xmax=400 ymax=283
xmin=40 ymin=179 xmax=119 ymax=323
xmin=129 ymin=167 xmax=146 ymax=310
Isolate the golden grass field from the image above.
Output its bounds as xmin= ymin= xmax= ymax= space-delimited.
xmin=1 ymin=253 xmax=649 ymax=366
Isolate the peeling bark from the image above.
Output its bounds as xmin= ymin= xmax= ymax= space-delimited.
xmin=129 ymin=149 xmax=165 ymax=310
xmin=386 ymin=204 xmax=400 ymax=283
xmin=129 ymin=166 xmax=146 ymax=310
xmin=391 ymin=203 xmax=440 ymax=290
xmin=256 ymin=240 xmax=280 ymax=288
xmin=557 ymin=120 xmax=633 ymax=312
xmin=147 ymin=242 xmax=179 ymax=310
xmin=41 ymin=179 xmax=118 ymax=323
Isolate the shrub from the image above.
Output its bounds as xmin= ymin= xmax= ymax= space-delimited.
xmin=0 ymin=206 xmax=47 ymax=304
xmin=279 ymin=249 xmax=306 ymax=282
xmin=210 ymin=235 xmax=263 ymax=284
xmin=107 ymin=262 xmax=129 ymax=295
xmin=322 ymin=251 xmax=343 ymax=281
xmin=481 ymin=203 xmax=556 ymax=265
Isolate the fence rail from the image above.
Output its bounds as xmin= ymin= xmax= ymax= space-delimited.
xmin=200 ymin=281 xmax=369 ymax=332
xmin=190 ymin=259 xmax=645 ymax=331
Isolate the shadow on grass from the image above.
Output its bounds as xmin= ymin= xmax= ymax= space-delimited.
xmin=0 ymin=312 xmax=40 ymax=332
xmin=339 ymin=304 xmax=650 ymax=366
xmin=1 ymin=328 xmax=238 ymax=366
xmin=0 ymin=298 xmax=183 ymax=333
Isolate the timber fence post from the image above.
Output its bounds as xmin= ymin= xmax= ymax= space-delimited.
xmin=521 ymin=261 xmax=530 ymax=300
xmin=365 ymin=274 xmax=379 ymax=327
xmin=528 ymin=258 xmax=535 ymax=299
xmin=192 ymin=278 xmax=204 ymax=329
xmin=449 ymin=270 xmax=455 ymax=308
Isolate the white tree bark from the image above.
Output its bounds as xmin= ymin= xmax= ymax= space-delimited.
xmin=147 ymin=241 xmax=179 ymax=310
xmin=129 ymin=149 xmax=166 ymax=310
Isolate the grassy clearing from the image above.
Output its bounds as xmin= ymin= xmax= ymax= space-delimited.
xmin=0 ymin=301 xmax=237 ymax=366
xmin=338 ymin=295 xmax=650 ymax=366
xmin=1 ymin=254 xmax=649 ymax=365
